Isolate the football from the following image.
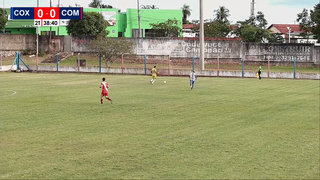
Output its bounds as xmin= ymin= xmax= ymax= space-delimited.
xmin=164 ymin=81 xmax=166 ymax=84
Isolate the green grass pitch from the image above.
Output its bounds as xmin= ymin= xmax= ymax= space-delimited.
xmin=0 ymin=72 xmax=319 ymax=179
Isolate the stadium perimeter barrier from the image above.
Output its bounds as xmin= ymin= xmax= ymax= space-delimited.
xmin=1 ymin=51 xmax=319 ymax=80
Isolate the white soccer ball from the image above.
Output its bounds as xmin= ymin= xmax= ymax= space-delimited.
xmin=164 ymin=81 xmax=166 ymax=84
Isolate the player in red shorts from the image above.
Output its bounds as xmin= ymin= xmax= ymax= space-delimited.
xmin=100 ymin=77 xmax=113 ymax=104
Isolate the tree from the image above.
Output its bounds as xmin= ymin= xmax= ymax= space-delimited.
xmin=237 ymin=11 xmax=267 ymax=29
xmin=206 ymin=21 xmax=232 ymax=38
xmin=311 ymin=3 xmax=320 ymax=42
xmin=297 ymin=3 xmax=320 ymax=43
xmin=67 ymin=12 xmax=108 ymax=35
xmin=181 ymin=4 xmax=192 ymax=24
xmin=191 ymin=20 xmax=199 ymax=24
xmin=256 ymin=11 xmax=268 ymax=29
xmin=149 ymin=18 xmax=182 ymax=37
xmin=233 ymin=11 xmax=273 ymax=42
xmin=213 ymin=6 xmax=230 ymax=24
xmin=88 ymin=0 xmax=101 ymax=8
xmin=192 ymin=20 xmax=232 ymax=38
xmin=141 ymin=5 xmax=158 ymax=9
xmin=240 ymin=25 xmax=273 ymax=42
xmin=0 ymin=8 xmax=8 ymax=32
xmin=101 ymin=4 xmax=113 ymax=8
xmin=269 ymin=33 xmax=285 ymax=43
xmin=149 ymin=5 xmax=158 ymax=9
xmin=297 ymin=8 xmax=314 ymax=42
xmin=88 ymin=0 xmax=112 ymax=8
xmin=89 ymin=36 xmax=134 ymax=68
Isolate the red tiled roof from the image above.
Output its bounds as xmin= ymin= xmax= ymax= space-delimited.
xmin=183 ymin=24 xmax=237 ymax=30
xmin=268 ymin=24 xmax=301 ymax=34
xmin=183 ymin=24 xmax=195 ymax=29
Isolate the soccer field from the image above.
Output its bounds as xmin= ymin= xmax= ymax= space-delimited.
xmin=0 ymin=72 xmax=319 ymax=179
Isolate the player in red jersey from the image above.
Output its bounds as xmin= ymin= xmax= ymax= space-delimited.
xmin=100 ymin=77 xmax=113 ymax=104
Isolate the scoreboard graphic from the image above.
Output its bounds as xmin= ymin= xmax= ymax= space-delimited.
xmin=11 ymin=7 xmax=83 ymax=26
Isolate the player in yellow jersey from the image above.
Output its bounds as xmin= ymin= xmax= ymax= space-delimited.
xmin=150 ymin=66 xmax=157 ymax=84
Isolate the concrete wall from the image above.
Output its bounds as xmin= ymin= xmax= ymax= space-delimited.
xmin=133 ymin=38 xmax=242 ymax=59
xmin=0 ymin=34 xmax=71 ymax=53
xmin=0 ymin=34 xmax=36 ymax=51
xmin=242 ymin=43 xmax=315 ymax=63
xmin=71 ymin=37 xmax=242 ymax=59
xmin=0 ymin=34 xmax=318 ymax=65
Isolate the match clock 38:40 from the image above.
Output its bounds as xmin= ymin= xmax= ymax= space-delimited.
xmin=34 ymin=19 xmax=60 ymax=26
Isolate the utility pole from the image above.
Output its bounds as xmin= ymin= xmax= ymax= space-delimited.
xmin=250 ymin=0 xmax=255 ymax=18
xmin=137 ymin=0 xmax=142 ymax=38
xmin=57 ymin=0 xmax=60 ymax=35
xmin=199 ymin=0 xmax=204 ymax=70
xmin=3 ymin=0 xmax=5 ymax=33
xmin=287 ymin=27 xmax=291 ymax=43
xmin=36 ymin=0 xmax=39 ymax=71
xmin=50 ymin=0 xmax=52 ymax=39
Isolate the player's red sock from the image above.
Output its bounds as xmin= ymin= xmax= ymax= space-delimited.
xmin=107 ymin=97 xmax=112 ymax=101
xmin=101 ymin=99 xmax=103 ymax=104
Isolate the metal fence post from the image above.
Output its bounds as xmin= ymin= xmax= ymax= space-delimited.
xmin=0 ymin=51 xmax=2 ymax=68
xmin=121 ymin=54 xmax=124 ymax=74
xmin=17 ymin=52 xmax=20 ymax=70
xmin=36 ymin=52 xmax=38 ymax=71
xmin=144 ymin=55 xmax=147 ymax=75
xmin=268 ymin=56 xmax=270 ymax=78
xmin=168 ymin=55 xmax=170 ymax=76
xmin=99 ymin=53 xmax=102 ymax=73
xmin=242 ymin=57 xmax=244 ymax=78
xmin=217 ymin=54 xmax=220 ymax=77
xmin=56 ymin=52 xmax=59 ymax=72
xmin=77 ymin=53 xmax=80 ymax=72
xmin=192 ymin=56 xmax=195 ymax=71
xmin=294 ymin=57 xmax=297 ymax=79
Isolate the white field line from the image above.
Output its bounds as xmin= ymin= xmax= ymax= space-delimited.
xmin=0 ymin=90 xmax=17 ymax=98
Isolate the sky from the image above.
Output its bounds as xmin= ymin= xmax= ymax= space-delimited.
xmin=2 ymin=0 xmax=319 ymax=26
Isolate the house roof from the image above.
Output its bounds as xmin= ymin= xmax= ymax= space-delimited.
xmin=267 ymin=24 xmax=301 ymax=34
xmin=183 ymin=24 xmax=196 ymax=29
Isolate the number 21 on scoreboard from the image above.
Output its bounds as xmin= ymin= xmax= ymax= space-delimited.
xmin=34 ymin=19 xmax=41 ymax=26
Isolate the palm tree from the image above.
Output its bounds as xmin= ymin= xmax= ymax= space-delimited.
xmin=214 ymin=6 xmax=230 ymax=24
xmin=181 ymin=4 xmax=192 ymax=24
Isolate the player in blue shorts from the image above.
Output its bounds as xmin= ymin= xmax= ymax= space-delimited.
xmin=189 ymin=70 xmax=197 ymax=90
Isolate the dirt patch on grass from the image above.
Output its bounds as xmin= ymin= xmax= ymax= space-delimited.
xmin=41 ymin=52 xmax=73 ymax=63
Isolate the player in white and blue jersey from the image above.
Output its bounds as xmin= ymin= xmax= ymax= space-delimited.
xmin=189 ymin=70 xmax=197 ymax=90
